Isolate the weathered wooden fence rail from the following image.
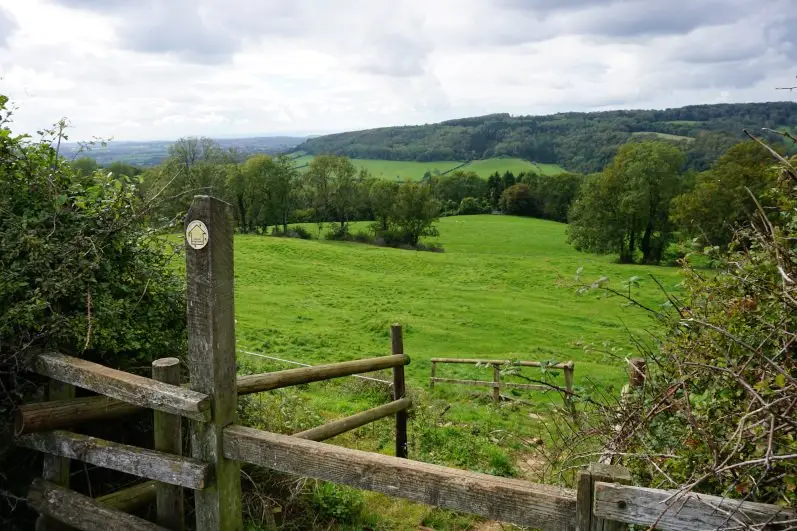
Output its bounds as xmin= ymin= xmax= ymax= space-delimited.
xmin=16 ymin=195 xmax=795 ymax=531
xmin=430 ymin=357 xmax=574 ymax=403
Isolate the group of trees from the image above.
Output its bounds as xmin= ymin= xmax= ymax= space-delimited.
xmin=566 ymin=138 xmax=782 ymax=264
xmin=297 ymin=102 xmax=797 ymax=173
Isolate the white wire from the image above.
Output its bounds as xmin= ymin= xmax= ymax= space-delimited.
xmin=237 ymin=349 xmax=393 ymax=386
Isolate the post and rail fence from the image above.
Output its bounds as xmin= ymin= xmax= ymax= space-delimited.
xmin=14 ymin=196 xmax=795 ymax=531
xmin=429 ymin=357 xmax=575 ymax=403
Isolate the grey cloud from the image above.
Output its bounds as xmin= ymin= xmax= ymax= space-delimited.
xmin=354 ymin=34 xmax=430 ymax=77
xmin=0 ymin=7 xmax=18 ymax=48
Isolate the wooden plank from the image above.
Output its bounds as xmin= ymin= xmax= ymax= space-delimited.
xmin=34 ymin=352 xmax=210 ymax=422
xmin=430 ymin=358 xmax=574 ymax=369
xmin=17 ymin=430 xmax=210 ymax=490
xmin=237 ymin=355 xmax=410 ymax=395
xmin=293 ymin=398 xmax=411 ymax=442
xmin=223 ymin=425 xmax=578 ymax=530
xmin=185 ymin=196 xmax=243 ymax=531
xmin=16 ymin=396 xmax=143 ymax=435
xmin=390 ymin=324 xmax=408 ymax=459
xmin=152 ymin=358 xmax=184 ymax=531
xmin=28 ymin=479 xmax=167 ymax=531
xmin=96 ymin=481 xmax=156 ymax=513
xmin=594 ymin=482 xmax=796 ymax=531
xmin=430 ymin=377 xmax=549 ymax=392
xmin=37 ymin=379 xmax=75 ymax=531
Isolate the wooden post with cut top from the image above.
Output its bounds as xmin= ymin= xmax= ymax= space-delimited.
xmin=628 ymin=358 xmax=646 ymax=388
xmin=152 ymin=357 xmax=184 ymax=531
xmin=390 ymin=324 xmax=408 ymax=459
xmin=185 ymin=196 xmax=242 ymax=530
xmin=429 ymin=360 xmax=436 ymax=389
xmin=576 ymin=463 xmax=631 ymax=531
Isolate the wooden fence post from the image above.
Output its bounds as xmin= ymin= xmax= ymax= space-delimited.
xmin=36 ymin=379 xmax=75 ymax=531
xmin=185 ymin=196 xmax=242 ymax=531
xmin=628 ymin=358 xmax=646 ymax=389
xmin=152 ymin=357 xmax=184 ymax=531
xmin=576 ymin=463 xmax=631 ymax=531
xmin=429 ymin=361 xmax=436 ymax=389
xmin=492 ymin=364 xmax=501 ymax=403
xmin=390 ymin=324 xmax=408 ymax=459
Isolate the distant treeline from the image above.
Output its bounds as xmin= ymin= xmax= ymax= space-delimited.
xmin=295 ymin=102 xmax=797 ymax=173
xmin=73 ymin=129 xmax=784 ymax=263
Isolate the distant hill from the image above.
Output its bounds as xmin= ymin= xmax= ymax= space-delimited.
xmin=294 ymin=102 xmax=797 ymax=173
xmin=63 ymin=136 xmax=307 ymax=167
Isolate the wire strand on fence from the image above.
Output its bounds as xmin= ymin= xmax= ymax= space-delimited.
xmin=237 ymin=349 xmax=393 ymax=386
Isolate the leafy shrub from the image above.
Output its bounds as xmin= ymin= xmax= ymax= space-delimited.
xmin=457 ymin=196 xmax=490 ymax=215
xmin=307 ymin=481 xmax=364 ymax=524
xmin=0 ymin=96 xmax=186 ymax=525
xmin=324 ymin=224 xmax=350 ymax=240
xmin=499 ymin=183 xmax=535 ymax=216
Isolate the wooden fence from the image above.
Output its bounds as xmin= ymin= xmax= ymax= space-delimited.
xmin=15 ymin=196 xmax=795 ymax=531
xmin=430 ymin=357 xmax=574 ymax=403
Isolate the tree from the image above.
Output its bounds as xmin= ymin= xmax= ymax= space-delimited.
xmin=328 ymin=157 xmax=359 ymax=233
xmin=390 ymin=182 xmax=440 ymax=246
xmin=71 ymin=156 xmax=99 ymax=175
xmin=266 ymin=154 xmax=299 ymax=233
xmin=486 ymin=171 xmax=504 ymax=208
xmin=367 ymin=179 xmax=398 ymax=232
xmin=671 ymin=141 xmax=779 ymax=248
xmin=499 ymin=183 xmax=536 ymax=216
xmin=568 ymin=141 xmax=685 ymax=263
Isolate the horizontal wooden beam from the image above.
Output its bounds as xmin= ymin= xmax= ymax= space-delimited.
xmin=223 ymin=425 xmax=577 ymax=530
xmin=431 ymin=358 xmax=573 ymax=369
xmin=431 ymin=377 xmax=498 ymax=388
xmin=15 ymin=395 xmax=143 ymax=435
xmin=594 ymin=482 xmax=796 ymax=531
xmin=237 ymin=355 xmax=410 ymax=395
xmin=28 ymin=478 xmax=167 ymax=531
xmin=34 ymin=352 xmax=210 ymax=422
xmin=293 ymin=398 xmax=412 ymax=442
xmin=430 ymin=377 xmax=550 ymax=392
xmin=18 ymin=430 xmax=211 ymax=490
xmin=96 ymin=481 xmax=157 ymax=513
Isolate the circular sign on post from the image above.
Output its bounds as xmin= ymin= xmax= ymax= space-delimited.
xmin=186 ymin=220 xmax=209 ymax=250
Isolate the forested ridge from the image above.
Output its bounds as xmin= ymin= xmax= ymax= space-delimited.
xmin=295 ymin=101 xmax=797 ymax=173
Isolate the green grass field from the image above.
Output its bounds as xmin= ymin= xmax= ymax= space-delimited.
xmin=290 ymin=155 xmax=566 ymax=180
xmin=226 ymin=215 xmax=682 ymax=528
xmin=464 ymin=158 xmax=565 ymax=177
xmin=631 ymin=131 xmax=694 ymax=142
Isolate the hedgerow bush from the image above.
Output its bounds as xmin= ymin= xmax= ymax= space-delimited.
xmin=0 ymin=96 xmax=186 ymax=524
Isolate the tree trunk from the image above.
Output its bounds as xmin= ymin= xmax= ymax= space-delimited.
xmin=237 ymin=195 xmax=247 ymax=232
xmin=641 ymin=220 xmax=653 ymax=263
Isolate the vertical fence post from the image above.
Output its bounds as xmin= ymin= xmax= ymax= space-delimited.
xmin=152 ymin=357 xmax=184 ymax=531
xmin=576 ymin=463 xmax=631 ymax=531
xmin=628 ymin=358 xmax=647 ymax=389
xmin=429 ymin=361 xmax=436 ymax=389
xmin=36 ymin=380 xmax=75 ymax=531
xmin=564 ymin=361 xmax=574 ymax=406
xmin=185 ymin=196 xmax=243 ymax=531
xmin=390 ymin=324 xmax=408 ymax=459
xmin=492 ymin=364 xmax=501 ymax=403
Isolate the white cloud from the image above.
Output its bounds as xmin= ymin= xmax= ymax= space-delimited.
xmin=0 ymin=0 xmax=794 ymax=141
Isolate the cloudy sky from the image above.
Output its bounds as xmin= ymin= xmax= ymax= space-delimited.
xmin=0 ymin=0 xmax=795 ymax=141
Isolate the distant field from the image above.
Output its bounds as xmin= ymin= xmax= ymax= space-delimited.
xmin=663 ymin=120 xmax=704 ymax=126
xmin=465 ymin=157 xmax=565 ymax=177
xmin=631 ymin=131 xmax=694 ymax=142
xmin=291 ymin=155 xmax=566 ymax=180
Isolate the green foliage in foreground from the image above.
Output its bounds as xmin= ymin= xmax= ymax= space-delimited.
xmin=0 ymin=96 xmax=186 ymax=526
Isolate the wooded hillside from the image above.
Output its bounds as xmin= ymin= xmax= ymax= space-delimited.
xmin=295 ymin=102 xmax=797 ymax=173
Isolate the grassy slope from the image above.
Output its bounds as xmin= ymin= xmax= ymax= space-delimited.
xmin=465 ymin=158 xmax=565 ymax=177
xmin=631 ymin=131 xmax=694 ymax=142
xmin=235 ymin=215 xmax=679 ymax=398
xmin=290 ymin=156 xmax=565 ymax=180
xmin=230 ymin=215 xmax=681 ymax=528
